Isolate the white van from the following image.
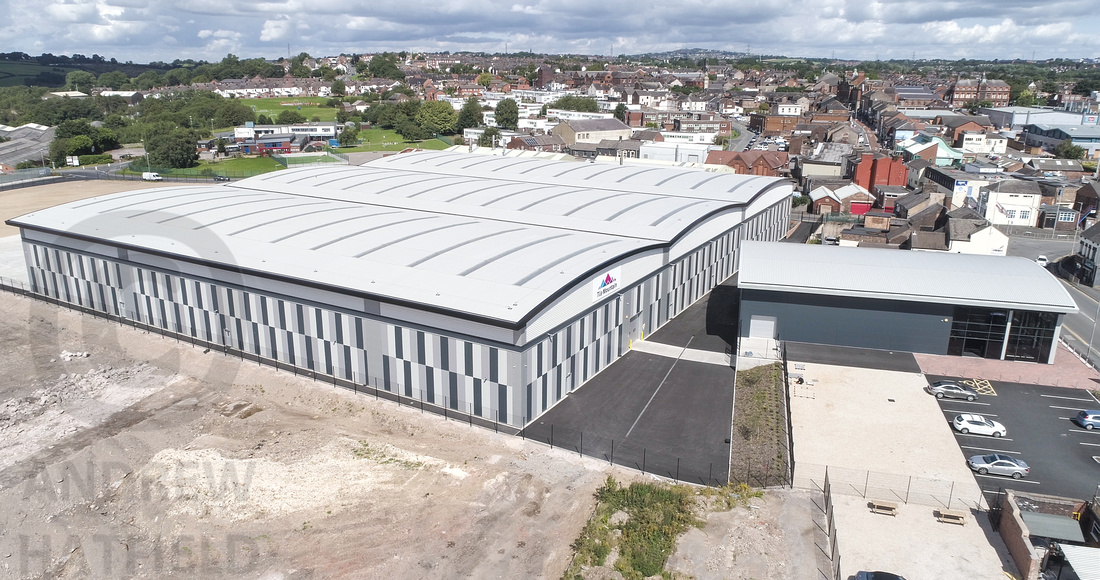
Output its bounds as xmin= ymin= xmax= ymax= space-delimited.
xmin=142 ymin=172 xmax=163 ymax=181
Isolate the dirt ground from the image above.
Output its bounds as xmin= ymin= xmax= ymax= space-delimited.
xmin=0 ymin=288 xmax=821 ymax=579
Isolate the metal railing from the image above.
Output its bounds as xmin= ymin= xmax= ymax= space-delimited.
xmin=794 ymin=462 xmax=987 ymax=511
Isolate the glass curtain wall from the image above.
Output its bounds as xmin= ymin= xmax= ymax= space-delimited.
xmin=947 ymin=306 xmax=1056 ymax=363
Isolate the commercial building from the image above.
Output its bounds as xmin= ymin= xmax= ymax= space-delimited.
xmin=737 ymin=242 xmax=1077 ymax=364
xmin=9 ymin=151 xmax=792 ymax=427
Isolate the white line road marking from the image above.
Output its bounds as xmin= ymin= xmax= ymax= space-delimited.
xmin=624 ymin=337 xmax=691 ymax=440
xmin=1051 ymin=405 xmax=1087 ymax=411
xmin=955 ymin=435 xmax=1014 ymax=441
xmin=972 ymin=474 xmax=1039 ymax=484
xmin=961 ymin=445 xmax=1020 ymax=455
xmin=945 ymin=409 xmax=997 ymax=416
xmin=946 ymin=401 xmax=991 ymax=406
xmin=1079 ymin=442 xmax=1100 ymax=447
xmin=1068 ymin=429 xmax=1100 ymax=435
xmin=1041 ymin=394 xmax=1095 ymax=402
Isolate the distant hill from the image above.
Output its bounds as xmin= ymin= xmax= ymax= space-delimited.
xmin=623 ymin=48 xmax=749 ymax=60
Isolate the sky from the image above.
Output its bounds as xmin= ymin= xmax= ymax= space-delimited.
xmin=2 ymin=0 xmax=1099 ymax=64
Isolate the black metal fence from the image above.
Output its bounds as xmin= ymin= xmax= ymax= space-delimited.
xmin=517 ymin=418 xmax=790 ymax=488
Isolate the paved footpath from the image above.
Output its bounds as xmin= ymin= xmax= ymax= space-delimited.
xmin=914 ymin=342 xmax=1100 ymax=390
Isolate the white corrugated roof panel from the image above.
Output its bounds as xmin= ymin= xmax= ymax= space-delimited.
xmin=11 ymin=152 xmax=789 ymax=326
xmin=1059 ymin=544 xmax=1100 ymax=580
xmin=739 ymin=241 xmax=1077 ymax=314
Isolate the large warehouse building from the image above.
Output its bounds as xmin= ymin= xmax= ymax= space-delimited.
xmin=9 ymin=151 xmax=792 ymax=426
xmin=738 ymin=241 xmax=1078 ymax=364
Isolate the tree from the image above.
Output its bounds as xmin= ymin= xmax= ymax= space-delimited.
xmin=213 ymin=101 xmax=255 ymax=128
xmin=216 ymin=138 xmax=227 ymax=155
xmin=456 ymin=97 xmax=483 ymax=132
xmin=337 ymin=128 xmax=358 ymax=147
xmin=67 ymin=134 xmax=94 ymax=156
xmin=478 ymin=127 xmax=501 ymax=147
xmin=395 ymin=118 xmax=429 ymax=141
xmin=97 ymin=70 xmax=129 ymax=90
xmin=613 ymin=103 xmax=627 ymax=123
xmin=257 ymin=114 xmax=273 ymax=125
xmin=547 ymin=95 xmax=598 ymax=113
xmin=367 ymin=54 xmax=405 ymax=81
xmin=276 ymin=110 xmax=306 ymax=124
xmin=331 ymin=79 xmax=346 ymax=96
xmin=495 ymin=98 xmax=519 ymax=131
xmin=1054 ymin=139 xmax=1085 ymax=160
xmin=476 ymin=72 xmax=494 ymax=87
xmin=1013 ymin=90 xmax=1038 ymax=107
xmin=416 ymin=100 xmax=458 ymax=134
xmin=146 ymin=130 xmax=199 ymax=168
xmin=65 ymin=71 xmax=96 ymax=93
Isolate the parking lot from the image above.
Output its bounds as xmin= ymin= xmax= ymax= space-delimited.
xmin=929 ymin=375 xmax=1100 ymax=501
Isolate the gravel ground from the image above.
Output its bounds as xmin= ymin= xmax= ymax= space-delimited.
xmin=0 ymin=179 xmax=824 ymax=579
xmin=0 ymin=286 xmax=822 ymax=579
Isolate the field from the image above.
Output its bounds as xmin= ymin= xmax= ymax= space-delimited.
xmin=122 ymin=156 xmax=286 ymax=179
xmin=0 ymin=61 xmax=78 ymax=87
xmin=335 ymin=128 xmax=451 ymax=152
xmin=239 ymin=97 xmax=336 ymax=122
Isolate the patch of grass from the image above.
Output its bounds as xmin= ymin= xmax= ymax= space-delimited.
xmin=122 ymin=155 xmax=285 ymax=178
xmin=730 ymin=362 xmax=789 ymax=486
xmin=334 ymin=128 xmax=451 ymax=152
xmin=563 ymin=476 xmax=702 ymax=580
xmin=239 ymin=97 xmax=335 ymax=122
xmin=698 ymin=482 xmax=764 ymax=511
xmin=352 ymin=441 xmax=424 ymax=469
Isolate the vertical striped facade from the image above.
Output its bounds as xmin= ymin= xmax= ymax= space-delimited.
xmin=21 ymin=193 xmax=789 ymax=427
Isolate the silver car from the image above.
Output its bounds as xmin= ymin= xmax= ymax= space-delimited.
xmin=967 ymin=454 xmax=1029 ymax=479
xmin=926 ymin=380 xmax=978 ymax=401
xmin=1074 ymin=410 xmax=1100 ymax=430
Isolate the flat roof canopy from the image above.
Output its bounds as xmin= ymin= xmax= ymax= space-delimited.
xmin=738 ymin=241 xmax=1078 ymax=315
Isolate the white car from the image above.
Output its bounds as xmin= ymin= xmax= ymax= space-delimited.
xmin=952 ymin=413 xmax=1006 ymax=437
xmin=1035 ymin=255 xmax=1049 ymax=267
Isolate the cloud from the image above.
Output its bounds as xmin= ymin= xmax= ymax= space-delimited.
xmin=1 ymin=0 xmax=1098 ymax=62
xmin=259 ymin=18 xmax=291 ymax=42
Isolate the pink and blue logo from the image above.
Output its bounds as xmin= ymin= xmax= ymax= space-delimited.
xmin=592 ymin=268 xmax=622 ymax=301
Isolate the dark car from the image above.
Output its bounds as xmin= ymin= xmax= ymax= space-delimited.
xmin=213 ymin=175 xmax=230 ymax=182
xmin=1074 ymin=410 xmax=1100 ymax=430
xmin=925 ymin=380 xmax=978 ymax=401
xmin=856 ymin=572 xmax=905 ymax=580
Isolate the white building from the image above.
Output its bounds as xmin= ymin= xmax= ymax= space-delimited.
xmin=638 ymin=142 xmax=718 ymax=164
xmin=978 ymin=180 xmax=1043 ymax=227
xmin=11 ymin=151 xmax=792 ymax=428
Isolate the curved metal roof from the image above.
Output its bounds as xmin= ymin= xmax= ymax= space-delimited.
xmin=738 ymin=241 xmax=1078 ymax=314
xmin=10 ymin=152 xmax=788 ymax=327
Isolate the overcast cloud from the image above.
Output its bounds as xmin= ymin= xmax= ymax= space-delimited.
xmin=2 ymin=0 xmax=1097 ymax=63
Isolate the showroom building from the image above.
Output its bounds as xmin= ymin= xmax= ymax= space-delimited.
xmin=10 ymin=151 xmax=792 ymax=426
xmin=737 ymin=241 xmax=1078 ymax=364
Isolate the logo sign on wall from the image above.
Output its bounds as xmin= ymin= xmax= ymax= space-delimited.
xmin=592 ymin=267 xmax=622 ymax=302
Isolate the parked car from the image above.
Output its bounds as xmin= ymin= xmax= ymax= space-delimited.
xmin=213 ymin=175 xmax=230 ymax=182
xmin=856 ymin=572 xmax=905 ymax=580
xmin=1035 ymin=255 xmax=1049 ymax=267
xmin=952 ymin=414 xmax=1006 ymax=437
xmin=967 ymin=453 xmax=1029 ymax=479
xmin=1073 ymin=410 xmax=1100 ymax=430
xmin=925 ymin=380 xmax=978 ymax=401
